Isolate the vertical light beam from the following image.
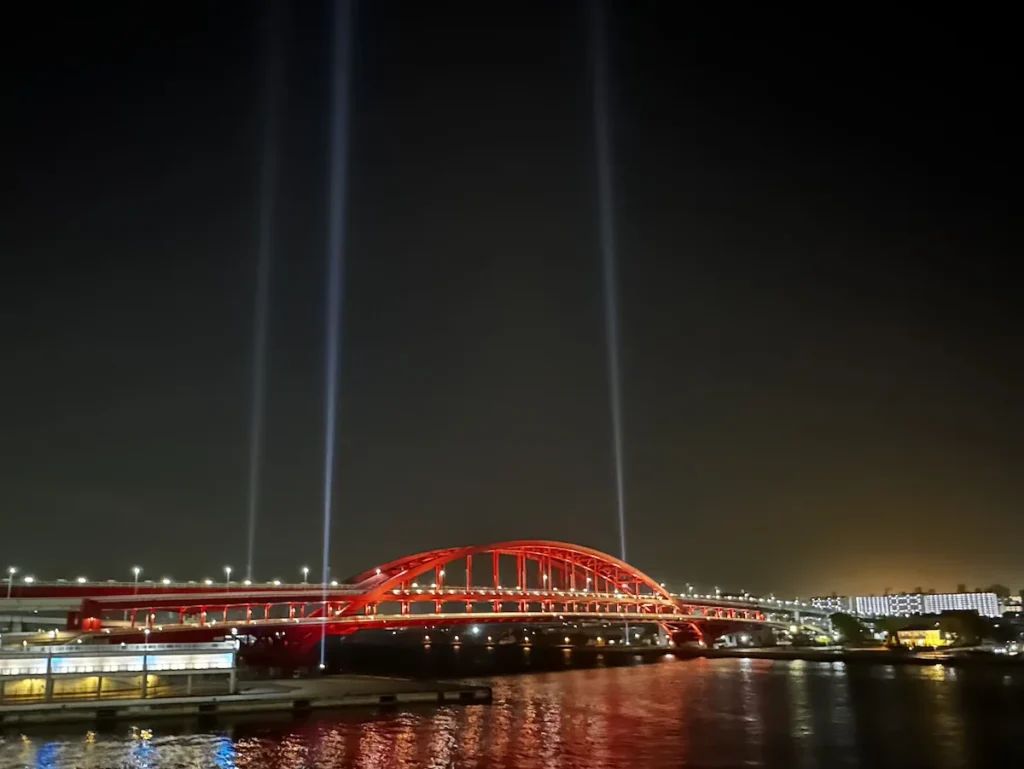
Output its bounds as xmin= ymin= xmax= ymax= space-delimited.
xmin=321 ymin=0 xmax=355 ymax=668
xmin=246 ymin=2 xmax=285 ymax=582
xmin=591 ymin=0 xmax=628 ymax=567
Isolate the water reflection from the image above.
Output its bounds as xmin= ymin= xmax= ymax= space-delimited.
xmin=4 ymin=660 xmax=1024 ymax=768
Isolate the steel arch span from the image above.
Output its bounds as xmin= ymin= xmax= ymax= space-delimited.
xmin=334 ymin=539 xmax=676 ymax=618
xmin=5 ymin=539 xmax=783 ymax=668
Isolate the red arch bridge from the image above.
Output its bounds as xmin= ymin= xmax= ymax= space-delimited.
xmin=3 ymin=541 xmax=825 ymax=666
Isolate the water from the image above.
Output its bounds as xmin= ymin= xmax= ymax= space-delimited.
xmin=320 ymin=0 xmax=355 ymax=666
xmin=7 ymin=657 xmax=1024 ymax=768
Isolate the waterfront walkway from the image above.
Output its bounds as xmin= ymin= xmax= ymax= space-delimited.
xmin=0 ymin=675 xmax=491 ymax=725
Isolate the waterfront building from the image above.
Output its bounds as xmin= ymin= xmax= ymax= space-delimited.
xmin=811 ymin=591 xmax=1000 ymax=618
xmin=895 ymin=627 xmax=953 ymax=648
xmin=0 ymin=641 xmax=237 ymax=703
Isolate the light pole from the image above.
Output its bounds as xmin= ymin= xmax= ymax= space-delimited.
xmin=127 ymin=566 xmax=141 ymax=621
xmin=301 ymin=566 xmax=309 ymax=583
xmin=6 ymin=567 xmax=16 ymax=599
xmin=224 ymin=565 xmax=232 ymax=583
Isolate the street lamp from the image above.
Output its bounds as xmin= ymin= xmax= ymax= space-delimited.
xmin=301 ymin=566 xmax=309 ymax=583
xmin=6 ymin=567 xmax=16 ymax=599
xmin=224 ymin=565 xmax=232 ymax=583
xmin=125 ymin=566 xmax=141 ymax=622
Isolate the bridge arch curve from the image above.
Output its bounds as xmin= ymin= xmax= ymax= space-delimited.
xmin=345 ymin=540 xmax=673 ymax=608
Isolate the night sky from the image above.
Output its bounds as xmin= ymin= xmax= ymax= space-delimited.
xmin=2 ymin=3 xmax=1019 ymax=597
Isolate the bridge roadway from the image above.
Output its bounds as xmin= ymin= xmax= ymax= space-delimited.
xmin=0 ymin=585 xmax=827 ymax=618
xmin=1 ymin=540 xmax=828 ymax=656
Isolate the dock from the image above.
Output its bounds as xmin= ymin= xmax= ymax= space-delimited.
xmin=0 ymin=675 xmax=492 ymax=726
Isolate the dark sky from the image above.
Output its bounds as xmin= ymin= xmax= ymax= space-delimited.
xmin=2 ymin=2 xmax=1020 ymax=596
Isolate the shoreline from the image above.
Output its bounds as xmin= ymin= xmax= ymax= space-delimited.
xmin=677 ymin=646 xmax=1024 ymax=667
xmin=0 ymin=675 xmax=491 ymax=726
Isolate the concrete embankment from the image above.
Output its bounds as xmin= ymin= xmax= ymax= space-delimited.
xmin=0 ymin=675 xmax=491 ymax=726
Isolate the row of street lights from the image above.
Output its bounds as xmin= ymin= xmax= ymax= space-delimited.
xmin=5 ymin=564 xmax=317 ymax=592
xmin=6 ymin=566 xmax=813 ymax=610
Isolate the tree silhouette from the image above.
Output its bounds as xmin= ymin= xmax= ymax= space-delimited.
xmin=830 ymin=612 xmax=869 ymax=644
xmin=983 ymin=584 xmax=1010 ymax=597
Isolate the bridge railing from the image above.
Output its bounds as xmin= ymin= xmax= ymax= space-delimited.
xmin=2 ymin=641 xmax=238 ymax=656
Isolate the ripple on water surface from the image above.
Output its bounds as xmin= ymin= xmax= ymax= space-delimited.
xmin=3 ymin=658 xmax=1024 ymax=769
